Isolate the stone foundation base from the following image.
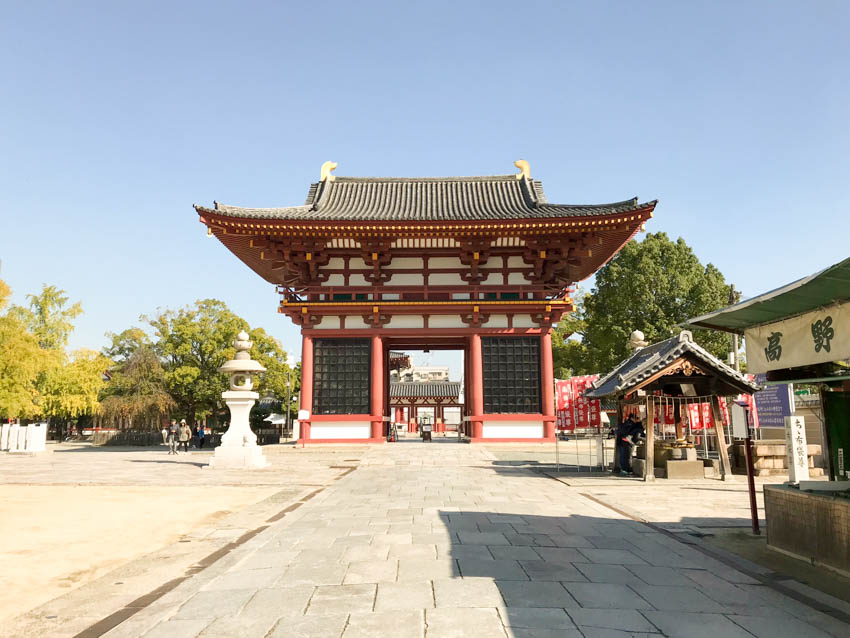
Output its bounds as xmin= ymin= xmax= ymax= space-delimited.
xmin=208 ymin=445 xmax=268 ymax=469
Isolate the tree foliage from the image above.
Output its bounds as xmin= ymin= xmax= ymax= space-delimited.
xmin=0 ymin=280 xmax=47 ymax=419
xmin=40 ymin=349 xmax=110 ymax=420
xmin=100 ymin=347 xmax=175 ymax=428
xmin=553 ymin=233 xmax=732 ymax=375
xmin=10 ymin=284 xmax=83 ymax=351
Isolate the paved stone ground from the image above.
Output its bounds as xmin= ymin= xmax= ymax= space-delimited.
xmin=88 ymin=440 xmax=849 ymax=638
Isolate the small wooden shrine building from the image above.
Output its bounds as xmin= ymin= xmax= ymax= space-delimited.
xmin=586 ymin=331 xmax=760 ymax=479
xmin=390 ymin=381 xmax=462 ymax=433
xmin=196 ymin=161 xmax=655 ymax=443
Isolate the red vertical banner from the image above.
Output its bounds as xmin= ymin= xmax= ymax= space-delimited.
xmin=555 ymin=380 xmax=574 ymax=431
xmin=718 ymin=398 xmax=730 ymax=427
xmin=687 ymin=403 xmax=703 ymax=431
xmin=701 ymin=402 xmax=714 ymax=429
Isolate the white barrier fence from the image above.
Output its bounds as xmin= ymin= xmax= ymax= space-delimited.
xmin=0 ymin=422 xmax=48 ymax=453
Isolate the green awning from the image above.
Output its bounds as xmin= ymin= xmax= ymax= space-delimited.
xmin=686 ymin=256 xmax=850 ymax=334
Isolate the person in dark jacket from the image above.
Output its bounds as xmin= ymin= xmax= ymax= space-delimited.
xmin=616 ymin=413 xmax=644 ymax=475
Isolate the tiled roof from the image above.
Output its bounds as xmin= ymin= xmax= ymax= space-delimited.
xmin=199 ymin=175 xmax=652 ymax=222
xmin=390 ymin=382 xmax=461 ymax=399
xmin=585 ymin=331 xmax=760 ymax=398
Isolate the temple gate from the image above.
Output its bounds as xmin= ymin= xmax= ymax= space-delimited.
xmin=196 ymin=161 xmax=655 ymax=443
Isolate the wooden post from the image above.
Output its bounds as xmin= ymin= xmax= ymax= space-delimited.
xmin=644 ymin=396 xmax=656 ymax=481
xmin=299 ymin=334 xmax=313 ymax=443
xmin=541 ymin=331 xmax=555 ymax=440
xmin=370 ymin=335 xmax=383 ymax=440
xmin=711 ymin=395 xmax=734 ymax=481
xmin=613 ymin=399 xmax=624 ymax=472
xmin=470 ymin=334 xmax=484 ymax=440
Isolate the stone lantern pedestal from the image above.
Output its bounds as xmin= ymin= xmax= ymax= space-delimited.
xmin=208 ymin=331 xmax=269 ymax=470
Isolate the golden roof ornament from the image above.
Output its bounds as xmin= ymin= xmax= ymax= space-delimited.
xmin=514 ymin=159 xmax=531 ymax=180
xmin=320 ymin=161 xmax=338 ymax=182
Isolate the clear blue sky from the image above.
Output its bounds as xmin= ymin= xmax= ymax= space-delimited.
xmin=1 ymin=1 xmax=848 ymax=379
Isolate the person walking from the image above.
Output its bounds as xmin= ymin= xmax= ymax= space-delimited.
xmin=198 ymin=423 xmax=206 ymax=449
xmin=178 ymin=419 xmax=191 ymax=453
xmin=167 ymin=419 xmax=179 ymax=455
xmin=160 ymin=425 xmax=168 ymax=446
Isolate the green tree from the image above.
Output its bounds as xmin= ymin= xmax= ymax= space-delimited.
xmin=146 ymin=299 xmax=248 ymax=424
xmin=0 ymin=280 xmax=47 ymax=419
xmin=10 ymin=284 xmax=83 ymax=351
xmin=558 ymin=233 xmax=732 ymax=374
xmin=551 ymin=291 xmax=590 ymax=378
xmin=40 ymin=349 xmax=110 ymax=424
xmin=100 ymin=346 xmax=175 ymax=429
xmin=103 ymin=327 xmax=151 ymax=363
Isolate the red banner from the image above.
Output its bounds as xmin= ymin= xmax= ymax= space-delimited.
xmin=555 ymin=375 xmax=601 ymax=431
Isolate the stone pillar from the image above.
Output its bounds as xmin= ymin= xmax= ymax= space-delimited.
xmin=300 ymin=333 xmax=313 ymax=442
xmin=541 ymin=331 xmax=555 ymax=440
xmin=470 ymin=334 xmax=484 ymax=439
xmin=370 ymin=334 xmax=384 ymax=440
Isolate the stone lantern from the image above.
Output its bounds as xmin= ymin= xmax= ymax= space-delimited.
xmin=208 ymin=331 xmax=269 ymax=469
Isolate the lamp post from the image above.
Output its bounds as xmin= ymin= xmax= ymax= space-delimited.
xmin=286 ymin=351 xmax=295 ymax=439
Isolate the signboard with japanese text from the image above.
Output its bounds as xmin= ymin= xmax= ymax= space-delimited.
xmin=785 ymin=415 xmax=809 ymax=483
xmin=746 ymin=301 xmax=849 ymax=373
xmin=752 ymin=374 xmax=794 ymax=429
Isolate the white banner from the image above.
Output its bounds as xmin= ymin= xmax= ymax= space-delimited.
xmin=745 ymin=301 xmax=849 ymax=374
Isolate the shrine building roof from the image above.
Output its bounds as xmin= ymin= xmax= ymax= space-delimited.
xmin=390 ymin=382 xmax=461 ymax=399
xmin=197 ymin=174 xmax=653 ymax=223
xmin=585 ymin=331 xmax=760 ymax=399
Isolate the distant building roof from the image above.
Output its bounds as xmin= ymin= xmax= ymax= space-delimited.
xmin=197 ymin=175 xmax=653 ymax=222
xmin=390 ymin=382 xmax=461 ymax=399
xmin=586 ymin=331 xmax=759 ymax=398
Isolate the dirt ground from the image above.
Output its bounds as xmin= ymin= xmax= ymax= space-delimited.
xmin=0 ymin=484 xmax=277 ymax=622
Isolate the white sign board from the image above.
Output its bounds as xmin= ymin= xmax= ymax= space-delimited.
xmin=730 ymin=404 xmax=748 ymax=439
xmin=746 ymin=301 xmax=849 ymax=374
xmin=785 ymin=415 xmax=809 ymax=483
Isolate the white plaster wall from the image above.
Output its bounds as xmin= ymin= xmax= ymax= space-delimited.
xmin=482 ymin=273 xmax=502 ymax=285
xmin=430 ymin=273 xmax=465 ymax=286
xmin=326 ymin=258 xmax=346 ymax=269
xmin=481 ymin=422 xmax=544 ymax=439
xmin=391 ymin=273 xmax=425 ymax=285
xmin=428 ymin=315 xmax=466 ymax=328
xmin=310 ymin=423 xmax=371 ymax=439
xmin=506 ymin=256 xmax=526 ymax=268
xmin=429 ymin=257 xmax=463 ymax=269
xmin=349 ymin=274 xmax=369 ymax=286
xmin=349 ymin=258 xmax=367 ymax=269
xmin=487 ymin=315 xmax=508 ymax=328
xmin=387 ymin=316 xmax=423 ymax=329
xmin=507 ymin=272 xmax=528 ymax=285
xmin=345 ymin=317 xmax=371 ymax=330
xmin=452 ymin=293 xmax=471 ymax=300
xmin=313 ymin=317 xmax=341 ymax=329
xmin=482 ymin=257 xmax=502 ymax=268
xmin=324 ymin=274 xmax=345 ymax=286
xmin=512 ymin=315 xmax=536 ymax=328
xmin=389 ymin=257 xmax=424 ymax=269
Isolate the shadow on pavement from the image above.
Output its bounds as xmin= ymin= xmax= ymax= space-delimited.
xmin=436 ymin=509 xmax=850 ymax=636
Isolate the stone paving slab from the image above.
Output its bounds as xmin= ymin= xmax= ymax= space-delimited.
xmin=51 ymin=441 xmax=850 ymax=638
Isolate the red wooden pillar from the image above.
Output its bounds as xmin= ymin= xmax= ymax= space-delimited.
xmin=394 ymin=407 xmax=404 ymax=423
xmin=370 ymin=334 xmax=383 ymax=440
xmin=300 ymin=333 xmax=313 ymax=441
xmin=541 ymin=330 xmax=555 ymax=440
xmin=470 ymin=333 xmax=484 ymax=439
